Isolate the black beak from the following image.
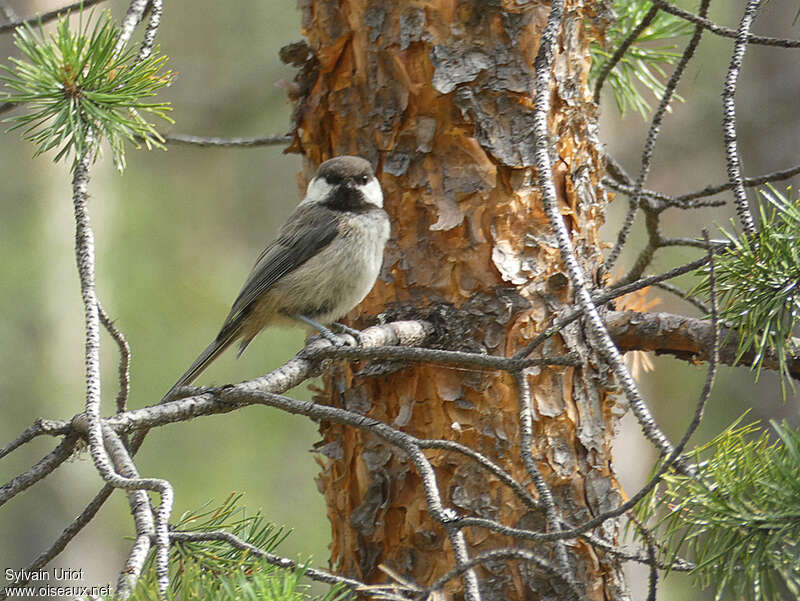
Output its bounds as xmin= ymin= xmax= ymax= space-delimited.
xmin=343 ymin=179 xmax=355 ymax=190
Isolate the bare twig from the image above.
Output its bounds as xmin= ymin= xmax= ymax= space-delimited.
xmin=3 ymin=3 xmax=796 ymax=599
xmin=514 ymin=370 xmax=571 ymax=579
xmin=514 ymin=255 xmax=713 ymax=361
xmin=532 ymin=0 xmax=678 ymax=462
xmin=135 ymin=0 xmax=161 ymax=63
xmin=217 ymin=387 xmax=480 ymax=601
xmin=0 ymin=0 xmax=108 ymax=34
xmin=98 ymin=302 xmax=131 ymax=414
xmin=610 ymin=0 xmax=711 ymax=279
xmin=429 ymin=548 xmax=581 ymax=601
xmin=604 ymin=163 xmax=800 ymax=209
xmin=419 ymin=439 xmax=539 ymax=511
xmin=101 ymin=426 xmax=154 ymax=599
xmin=0 ymin=433 xmax=79 ymax=507
xmin=0 ymin=418 xmax=72 ymax=460
xmin=652 ymin=0 xmax=800 ymax=48
xmin=72 ymin=148 xmax=171 ymax=597
xmin=722 ymin=0 xmax=762 ymax=237
xmin=164 ymin=133 xmax=292 ymax=147
xmin=671 ymin=163 xmax=800 ymax=204
xmin=515 ymin=235 xmax=720 ymax=550
xmin=312 ymin=344 xmax=580 ymax=372
xmin=653 ymin=281 xmax=710 ymax=314
xmin=0 ymin=321 xmax=433 ymax=597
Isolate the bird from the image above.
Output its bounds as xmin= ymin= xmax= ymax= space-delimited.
xmin=163 ymin=155 xmax=390 ymax=399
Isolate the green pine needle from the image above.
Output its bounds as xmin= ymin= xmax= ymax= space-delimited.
xmin=636 ymin=419 xmax=800 ymax=601
xmin=695 ymin=186 xmax=800 ymax=395
xmin=127 ymin=493 xmax=347 ymax=601
xmin=590 ymin=0 xmax=694 ymax=118
xmin=1 ymin=9 xmax=173 ymax=172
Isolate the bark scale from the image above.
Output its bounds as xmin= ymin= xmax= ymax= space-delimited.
xmin=289 ymin=1 xmax=626 ymax=599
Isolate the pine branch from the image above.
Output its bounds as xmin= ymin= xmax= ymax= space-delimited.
xmin=641 ymin=420 xmax=800 ymax=601
xmin=1 ymin=9 xmax=173 ymax=171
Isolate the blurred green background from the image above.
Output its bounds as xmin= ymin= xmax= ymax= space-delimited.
xmin=0 ymin=0 xmax=329 ymax=591
xmin=0 ymin=1 xmax=798 ymax=600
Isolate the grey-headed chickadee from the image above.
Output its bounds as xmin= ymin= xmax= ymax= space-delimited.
xmin=164 ymin=155 xmax=390 ymax=398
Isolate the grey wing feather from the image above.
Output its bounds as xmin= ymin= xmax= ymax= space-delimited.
xmin=221 ymin=204 xmax=340 ymax=331
xmin=162 ymin=205 xmax=340 ymax=399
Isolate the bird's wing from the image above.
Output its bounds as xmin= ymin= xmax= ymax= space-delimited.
xmin=162 ymin=205 xmax=340 ymax=399
xmin=220 ymin=204 xmax=340 ymax=333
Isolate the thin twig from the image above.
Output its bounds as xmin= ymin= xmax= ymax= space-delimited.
xmin=72 ymin=147 xmax=171 ymax=597
xmin=0 ymin=322 xmax=433 ymax=598
xmin=0 ymin=418 xmax=72 ymax=460
xmin=135 ymin=0 xmax=161 ymax=63
xmin=610 ymin=0 xmax=711 ymax=278
xmin=218 ymin=387 xmax=481 ymax=601
xmin=671 ymin=163 xmax=800 ymax=204
xmin=419 ymin=439 xmax=539 ymax=511
xmin=429 ymin=548 xmax=581 ymax=601
xmin=533 ymin=0 xmax=677 ymax=462
xmin=163 ymin=133 xmax=292 ymax=147
xmin=507 ymin=237 xmax=720 ymax=541
xmin=593 ymin=5 xmax=659 ymax=104
xmin=98 ymin=302 xmax=131 ymax=414
xmin=652 ymin=0 xmax=800 ymax=48
xmin=722 ymin=0 xmax=762 ymax=237
xmin=0 ymin=433 xmax=79 ymax=507
xmin=101 ymin=425 xmax=154 ymax=599
xmin=514 ymin=371 xmax=571 ymax=579
xmin=653 ymin=281 xmax=710 ymax=314
xmin=514 ymin=255 xmax=712 ymax=360
xmin=114 ymin=0 xmax=150 ymax=56
xmin=313 ymin=344 xmax=580 ymax=372
xmin=0 ymin=0 xmax=108 ymax=34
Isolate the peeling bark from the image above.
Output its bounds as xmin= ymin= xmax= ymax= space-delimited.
xmin=289 ymin=2 xmax=624 ymax=599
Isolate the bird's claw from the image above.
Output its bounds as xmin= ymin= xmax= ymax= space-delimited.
xmin=331 ymin=322 xmax=364 ymax=346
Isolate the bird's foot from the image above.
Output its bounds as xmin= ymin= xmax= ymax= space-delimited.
xmin=331 ymin=322 xmax=364 ymax=346
xmin=315 ymin=325 xmax=350 ymax=347
xmin=298 ymin=315 xmax=356 ymax=347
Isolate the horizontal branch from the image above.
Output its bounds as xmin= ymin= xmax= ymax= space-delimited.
xmin=311 ymin=344 xmax=581 ymax=372
xmin=605 ymin=310 xmax=800 ymax=380
xmin=5 ymin=307 xmax=793 ymax=473
xmin=0 ymin=0 xmax=107 ymax=33
xmin=163 ymin=133 xmax=292 ymax=148
xmin=653 ymin=0 xmax=800 ymax=48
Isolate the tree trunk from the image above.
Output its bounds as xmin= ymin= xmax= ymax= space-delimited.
xmin=290 ymin=1 xmax=626 ymax=599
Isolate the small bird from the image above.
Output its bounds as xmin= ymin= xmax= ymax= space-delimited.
xmin=164 ymin=155 xmax=390 ymax=399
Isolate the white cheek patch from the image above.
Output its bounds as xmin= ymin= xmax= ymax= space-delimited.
xmin=360 ymin=177 xmax=384 ymax=208
xmin=302 ymin=177 xmax=334 ymax=206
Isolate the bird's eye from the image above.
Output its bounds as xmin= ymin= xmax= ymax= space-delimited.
xmin=359 ymin=175 xmax=369 ymax=185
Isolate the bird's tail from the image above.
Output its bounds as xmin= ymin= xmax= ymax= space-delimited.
xmin=162 ymin=329 xmax=239 ymax=402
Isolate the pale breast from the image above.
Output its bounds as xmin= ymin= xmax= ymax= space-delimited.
xmin=271 ymin=208 xmax=390 ymax=324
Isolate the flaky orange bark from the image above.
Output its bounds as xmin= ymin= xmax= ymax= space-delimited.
xmin=289 ymin=2 xmax=624 ymax=599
